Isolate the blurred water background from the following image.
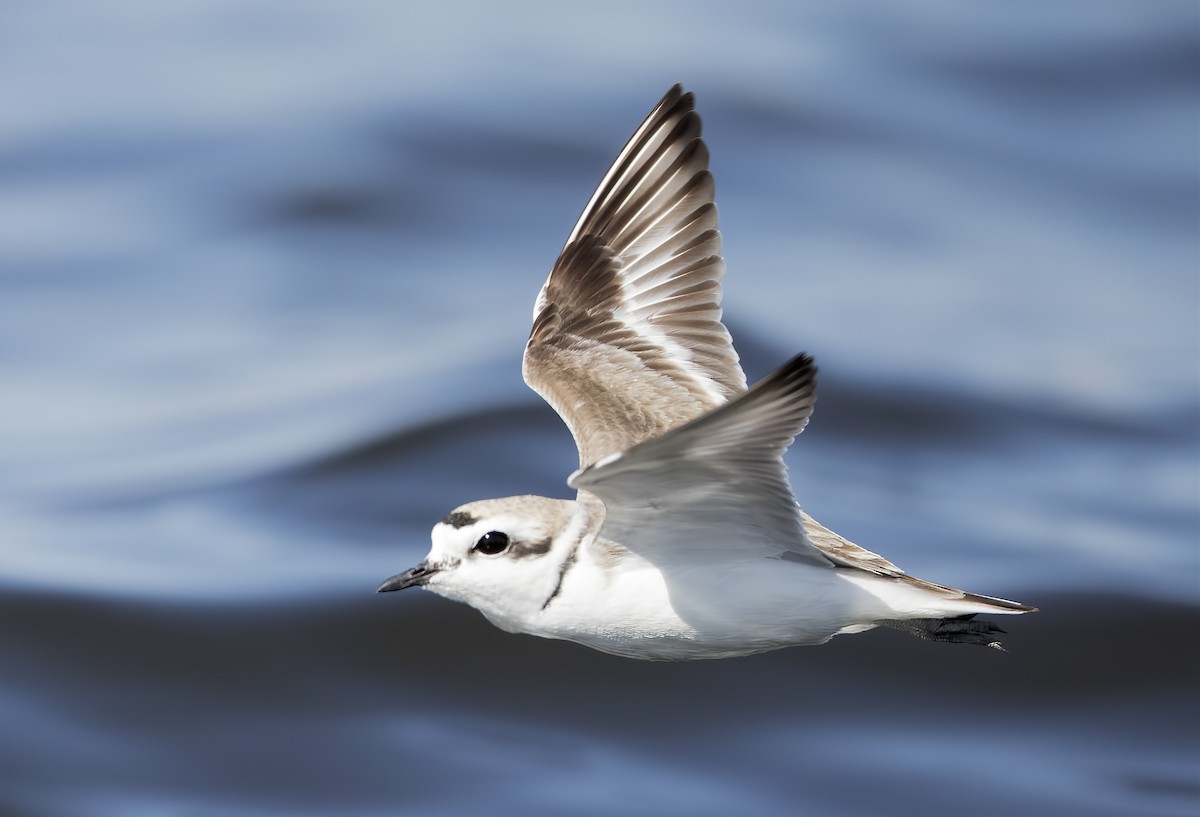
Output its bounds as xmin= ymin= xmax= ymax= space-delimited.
xmin=2 ymin=2 xmax=1198 ymax=815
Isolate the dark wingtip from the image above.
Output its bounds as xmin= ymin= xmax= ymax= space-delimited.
xmin=656 ymin=83 xmax=693 ymax=118
xmin=756 ymin=352 xmax=818 ymax=407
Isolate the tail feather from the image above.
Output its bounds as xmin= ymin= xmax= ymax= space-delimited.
xmin=956 ymin=588 xmax=1038 ymax=614
xmin=897 ymin=574 xmax=1038 ymax=615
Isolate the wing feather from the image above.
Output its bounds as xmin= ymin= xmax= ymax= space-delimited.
xmin=523 ymin=85 xmax=746 ymax=469
xmin=569 ymin=354 xmax=832 ymax=567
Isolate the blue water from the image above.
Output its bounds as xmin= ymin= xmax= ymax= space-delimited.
xmin=2 ymin=2 xmax=1197 ymax=815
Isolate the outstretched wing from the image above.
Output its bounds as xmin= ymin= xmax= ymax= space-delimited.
xmin=570 ymin=354 xmax=832 ymax=568
xmin=523 ymin=85 xmax=746 ymax=470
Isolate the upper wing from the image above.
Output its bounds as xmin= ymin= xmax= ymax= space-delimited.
xmin=569 ymin=354 xmax=833 ymax=567
xmin=523 ymin=85 xmax=746 ymax=470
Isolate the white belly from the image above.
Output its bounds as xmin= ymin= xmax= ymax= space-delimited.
xmin=524 ymin=551 xmax=886 ymax=660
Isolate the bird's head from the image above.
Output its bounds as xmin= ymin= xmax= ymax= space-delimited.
xmin=378 ymin=495 xmax=586 ymax=630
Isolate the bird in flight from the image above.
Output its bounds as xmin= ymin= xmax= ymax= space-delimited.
xmin=379 ymin=85 xmax=1035 ymax=660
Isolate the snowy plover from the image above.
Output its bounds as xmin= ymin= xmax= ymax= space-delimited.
xmin=379 ymin=85 xmax=1034 ymax=660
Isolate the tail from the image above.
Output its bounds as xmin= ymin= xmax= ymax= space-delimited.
xmin=840 ymin=571 xmax=1036 ymax=650
xmin=949 ymin=585 xmax=1038 ymax=615
xmin=878 ymin=581 xmax=1036 ymax=650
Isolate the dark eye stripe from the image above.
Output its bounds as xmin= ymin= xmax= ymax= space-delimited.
xmin=508 ymin=537 xmax=553 ymax=559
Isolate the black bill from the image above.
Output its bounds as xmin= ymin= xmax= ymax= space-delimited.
xmin=376 ymin=561 xmax=438 ymax=593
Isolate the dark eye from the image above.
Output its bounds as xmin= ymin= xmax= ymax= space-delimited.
xmin=473 ymin=531 xmax=510 ymax=555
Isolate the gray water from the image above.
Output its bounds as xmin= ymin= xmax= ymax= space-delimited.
xmin=2 ymin=2 xmax=1198 ymax=816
